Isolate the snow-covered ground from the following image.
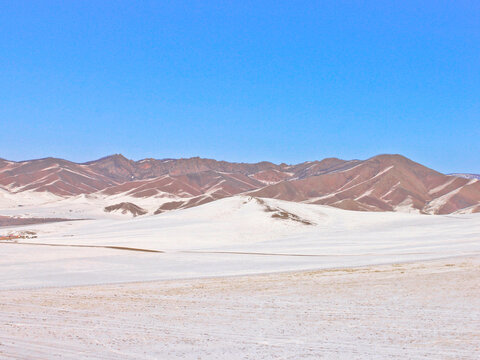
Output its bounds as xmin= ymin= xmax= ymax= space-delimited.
xmin=1 ymin=195 xmax=480 ymax=358
xmin=0 ymin=189 xmax=177 ymax=220
xmin=1 ymin=196 xmax=479 ymax=289
xmin=1 ymin=257 xmax=479 ymax=359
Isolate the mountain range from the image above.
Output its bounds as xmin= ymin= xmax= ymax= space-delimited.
xmin=1 ymin=154 xmax=479 ymax=215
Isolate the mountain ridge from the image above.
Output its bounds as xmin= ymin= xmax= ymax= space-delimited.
xmin=1 ymin=154 xmax=479 ymax=214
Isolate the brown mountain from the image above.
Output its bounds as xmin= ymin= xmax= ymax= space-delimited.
xmin=86 ymin=154 xmax=281 ymax=180
xmin=0 ymin=157 xmax=117 ymax=196
xmin=0 ymin=154 xmax=478 ymax=214
xmin=249 ymin=154 xmax=480 ymax=214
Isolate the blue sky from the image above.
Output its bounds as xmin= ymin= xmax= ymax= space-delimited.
xmin=1 ymin=1 xmax=479 ymax=173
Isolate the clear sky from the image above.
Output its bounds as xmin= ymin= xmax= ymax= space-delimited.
xmin=1 ymin=1 xmax=479 ymax=173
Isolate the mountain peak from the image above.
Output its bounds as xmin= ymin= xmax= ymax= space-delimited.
xmin=89 ymin=154 xmax=130 ymax=163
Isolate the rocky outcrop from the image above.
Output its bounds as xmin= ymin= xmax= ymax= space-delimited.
xmin=104 ymin=202 xmax=148 ymax=217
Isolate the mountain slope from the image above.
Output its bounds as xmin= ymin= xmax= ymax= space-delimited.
xmin=249 ymin=155 xmax=480 ymax=214
xmin=0 ymin=154 xmax=478 ymax=214
xmin=0 ymin=157 xmax=118 ymax=196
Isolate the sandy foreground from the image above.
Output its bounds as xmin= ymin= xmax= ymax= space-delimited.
xmin=0 ymin=256 xmax=479 ymax=359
